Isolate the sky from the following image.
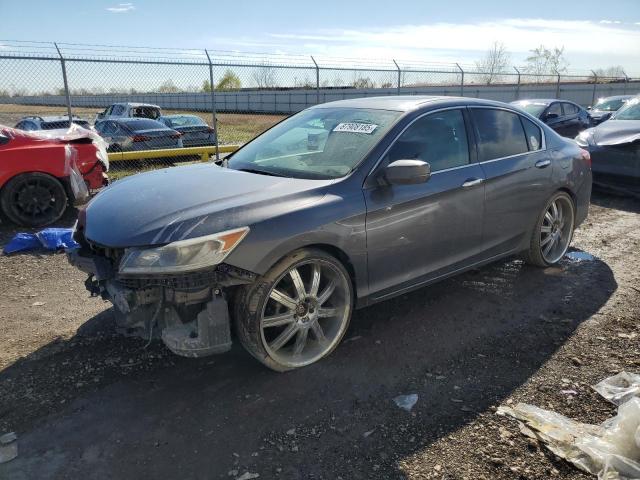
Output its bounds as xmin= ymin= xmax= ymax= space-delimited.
xmin=1 ymin=0 xmax=640 ymax=73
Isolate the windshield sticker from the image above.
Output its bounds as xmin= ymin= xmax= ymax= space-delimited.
xmin=333 ymin=122 xmax=378 ymax=134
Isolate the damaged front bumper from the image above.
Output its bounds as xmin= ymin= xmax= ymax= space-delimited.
xmin=67 ymin=247 xmax=256 ymax=358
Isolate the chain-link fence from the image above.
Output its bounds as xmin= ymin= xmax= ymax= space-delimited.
xmin=1 ymin=40 xmax=638 ymax=178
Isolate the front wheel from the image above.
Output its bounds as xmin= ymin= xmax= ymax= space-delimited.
xmin=525 ymin=192 xmax=575 ymax=267
xmin=234 ymin=249 xmax=353 ymax=371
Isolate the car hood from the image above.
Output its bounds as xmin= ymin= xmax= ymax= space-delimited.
xmin=84 ymin=163 xmax=331 ymax=247
xmin=589 ymin=120 xmax=640 ymax=146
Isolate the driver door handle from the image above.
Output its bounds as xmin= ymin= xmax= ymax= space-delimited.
xmin=462 ymin=178 xmax=484 ymax=188
xmin=535 ymin=159 xmax=551 ymax=168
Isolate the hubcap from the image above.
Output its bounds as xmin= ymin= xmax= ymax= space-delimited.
xmin=540 ymin=196 xmax=574 ymax=264
xmin=260 ymin=260 xmax=351 ymax=368
xmin=13 ymin=179 xmax=58 ymax=221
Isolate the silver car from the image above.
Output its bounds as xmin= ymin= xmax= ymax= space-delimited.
xmin=69 ymin=96 xmax=592 ymax=371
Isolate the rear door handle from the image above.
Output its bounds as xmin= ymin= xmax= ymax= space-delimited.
xmin=462 ymin=178 xmax=484 ymax=188
xmin=535 ymin=159 xmax=551 ymax=168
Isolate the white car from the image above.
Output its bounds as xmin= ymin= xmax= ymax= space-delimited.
xmin=95 ymin=102 xmax=162 ymax=123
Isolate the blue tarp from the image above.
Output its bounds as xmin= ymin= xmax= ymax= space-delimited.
xmin=3 ymin=228 xmax=79 ymax=254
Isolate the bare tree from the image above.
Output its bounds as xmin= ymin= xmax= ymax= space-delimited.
xmin=524 ymin=45 xmax=569 ymax=81
xmin=475 ymin=41 xmax=510 ymax=85
xmin=252 ymin=63 xmax=276 ymax=89
xmin=592 ymin=66 xmax=626 ymax=80
xmin=158 ymin=79 xmax=180 ymax=93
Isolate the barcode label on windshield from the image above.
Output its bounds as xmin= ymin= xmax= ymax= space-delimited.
xmin=333 ymin=123 xmax=378 ymax=134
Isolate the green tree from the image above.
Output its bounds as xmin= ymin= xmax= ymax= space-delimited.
xmin=202 ymin=79 xmax=213 ymax=92
xmin=216 ymin=70 xmax=242 ymax=90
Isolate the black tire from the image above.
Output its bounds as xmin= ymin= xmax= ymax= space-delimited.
xmin=524 ymin=191 xmax=575 ymax=267
xmin=234 ymin=248 xmax=353 ymax=372
xmin=0 ymin=172 xmax=68 ymax=227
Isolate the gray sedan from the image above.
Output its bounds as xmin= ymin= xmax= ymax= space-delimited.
xmin=95 ymin=118 xmax=183 ymax=152
xmin=69 ymin=96 xmax=592 ymax=371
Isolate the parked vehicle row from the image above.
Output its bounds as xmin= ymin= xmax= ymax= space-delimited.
xmin=576 ymin=96 xmax=640 ymax=190
xmin=13 ymin=103 xmax=217 ymax=152
xmin=68 ymin=96 xmax=593 ymax=371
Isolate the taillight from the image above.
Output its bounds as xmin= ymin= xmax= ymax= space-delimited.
xmin=132 ymin=135 xmax=151 ymax=142
xmin=580 ymin=148 xmax=591 ymax=168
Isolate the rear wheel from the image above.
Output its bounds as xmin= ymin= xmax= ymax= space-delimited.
xmin=235 ymin=249 xmax=353 ymax=371
xmin=0 ymin=172 xmax=68 ymax=227
xmin=524 ymin=191 xmax=575 ymax=267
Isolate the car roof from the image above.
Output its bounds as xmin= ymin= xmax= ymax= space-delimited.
xmin=112 ymin=102 xmax=161 ymax=108
xmin=110 ymin=117 xmax=163 ymax=123
xmin=161 ymin=114 xmax=200 ymax=118
xmin=512 ymin=99 xmax=560 ymax=105
xmin=309 ymin=95 xmax=518 ymax=112
xmin=21 ymin=115 xmax=86 ymax=122
xmin=597 ymin=95 xmax=635 ymax=101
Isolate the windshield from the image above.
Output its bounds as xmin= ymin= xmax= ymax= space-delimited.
xmin=228 ymin=107 xmax=401 ymax=179
xmin=595 ymin=98 xmax=628 ymax=112
xmin=513 ymin=102 xmax=548 ymax=117
xmin=165 ymin=116 xmax=205 ymax=127
xmin=612 ymin=98 xmax=640 ymax=120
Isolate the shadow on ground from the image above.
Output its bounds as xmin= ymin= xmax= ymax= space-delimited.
xmin=0 ymin=246 xmax=616 ymax=479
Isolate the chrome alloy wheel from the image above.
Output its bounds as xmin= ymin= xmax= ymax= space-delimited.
xmin=540 ymin=195 xmax=575 ymax=264
xmin=260 ymin=260 xmax=351 ymax=368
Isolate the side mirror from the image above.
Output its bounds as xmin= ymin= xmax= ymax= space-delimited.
xmin=385 ymin=159 xmax=431 ymax=185
xmin=587 ymin=106 xmax=592 ymax=110
xmin=545 ymin=113 xmax=559 ymax=121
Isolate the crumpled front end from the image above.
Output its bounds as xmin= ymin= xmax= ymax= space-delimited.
xmin=67 ymin=226 xmax=256 ymax=358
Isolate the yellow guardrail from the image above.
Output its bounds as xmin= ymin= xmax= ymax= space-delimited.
xmin=108 ymin=145 xmax=240 ymax=163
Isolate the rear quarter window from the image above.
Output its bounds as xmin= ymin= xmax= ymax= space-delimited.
xmin=471 ymin=108 xmax=529 ymax=161
xmin=520 ymin=117 xmax=543 ymax=151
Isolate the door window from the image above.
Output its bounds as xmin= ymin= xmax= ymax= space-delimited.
xmin=547 ymin=103 xmax=563 ymax=117
xmin=471 ymin=108 xmax=529 ymax=161
xmin=520 ymin=116 xmax=543 ymax=151
xmin=563 ymin=103 xmax=579 ymax=115
xmin=387 ymin=109 xmax=470 ymax=172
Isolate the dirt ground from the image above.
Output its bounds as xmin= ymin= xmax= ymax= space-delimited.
xmin=0 ymin=191 xmax=638 ymax=480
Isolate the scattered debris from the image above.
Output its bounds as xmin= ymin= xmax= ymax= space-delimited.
xmin=285 ymin=428 xmax=295 ymax=436
xmin=565 ymin=251 xmax=596 ymax=262
xmin=498 ymin=372 xmax=640 ymax=479
xmin=0 ymin=432 xmax=18 ymax=464
xmin=3 ymin=228 xmax=79 ymax=255
xmin=236 ymin=472 xmax=260 ymax=480
xmin=393 ymin=394 xmax=418 ymax=412
xmin=31 ymin=301 xmax=46 ymax=307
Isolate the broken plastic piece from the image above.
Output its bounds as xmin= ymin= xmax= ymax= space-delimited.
xmin=498 ymin=372 xmax=640 ymax=480
xmin=594 ymin=372 xmax=640 ymax=406
xmin=3 ymin=228 xmax=79 ymax=254
xmin=394 ymin=394 xmax=418 ymax=412
xmin=0 ymin=432 xmax=18 ymax=464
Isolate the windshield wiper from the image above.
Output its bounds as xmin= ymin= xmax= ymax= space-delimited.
xmin=236 ymin=168 xmax=285 ymax=177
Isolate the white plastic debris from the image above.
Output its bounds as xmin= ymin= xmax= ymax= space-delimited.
xmin=0 ymin=432 xmax=18 ymax=464
xmin=236 ymin=472 xmax=260 ymax=480
xmin=594 ymin=372 xmax=640 ymax=406
xmin=498 ymin=372 xmax=640 ymax=480
xmin=393 ymin=394 xmax=418 ymax=412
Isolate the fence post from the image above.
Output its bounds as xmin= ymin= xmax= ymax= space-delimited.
xmin=204 ymin=49 xmax=220 ymax=163
xmin=311 ymin=56 xmax=319 ymax=105
xmin=513 ymin=66 xmax=521 ymax=100
xmin=393 ymin=59 xmax=401 ymax=95
xmin=555 ymin=71 xmax=561 ymax=98
xmin=622 ymin=70 xmax=629 ymax=94
xmin=455 ymin=63 xmax=464 ymax=96
xmin=590 ymin=70 xmax=598 ymax=108
xmin=54 ymin=43 xmax=73 ymax=123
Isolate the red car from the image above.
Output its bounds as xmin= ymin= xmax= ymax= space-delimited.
xmin=0 ymin=125 xmax=109 ymax=227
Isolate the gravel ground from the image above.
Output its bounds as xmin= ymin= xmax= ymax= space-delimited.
xmin=0 ymin=191 xmax=638 ymax=480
